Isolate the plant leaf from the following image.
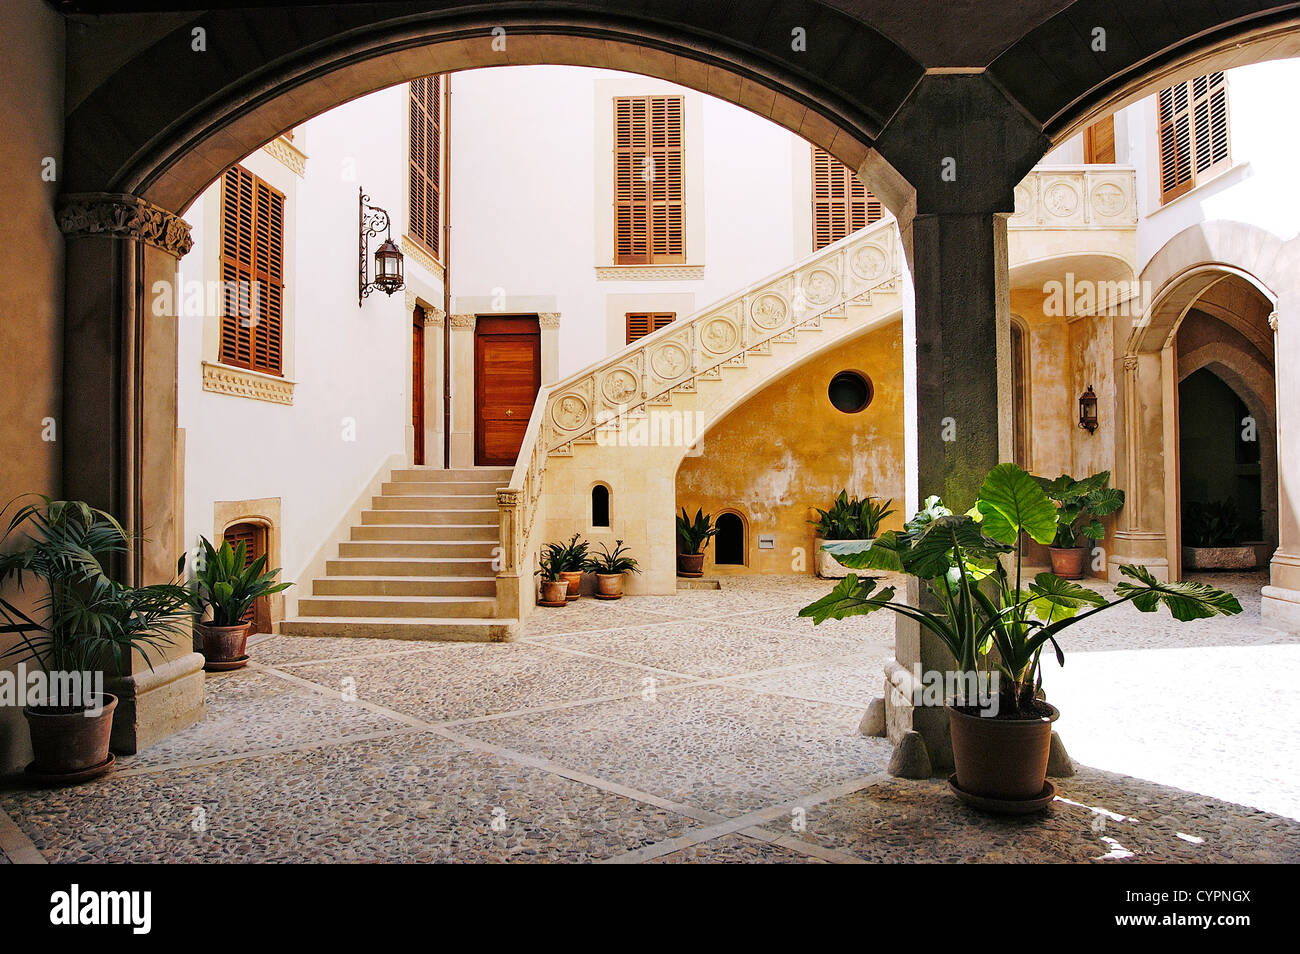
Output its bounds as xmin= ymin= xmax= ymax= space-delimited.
xmin=798 ymin=574 xmax=894 ymax=624
xmin=1115 ymin=564 xmax=1244 ymax=621
xmin=977 ymin=462 xmax=1058 ymax=545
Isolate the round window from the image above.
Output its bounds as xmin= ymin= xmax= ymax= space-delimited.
xmin=828 ymin=371 xmax=873 ymax=414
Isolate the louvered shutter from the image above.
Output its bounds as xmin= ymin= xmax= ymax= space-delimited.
xmin=222 ymin=523 xmax=266 ymax=625
xmin=625 ymin=312 xmax=675 ymax=344
xmin=220 ymin=166 xmax=284 ymax=375
xmin=1084 ymin=116 xmax=1116 ymax=164
xmin=408 ymin=75 xmax=442 ymax=257
xmin=811 ymin=147 xmax=883 ymax=251
xmin=1159 ymin=73 xmax=1229 ymax=203
xmin=615 ymin=96 xmax=684 ymax=264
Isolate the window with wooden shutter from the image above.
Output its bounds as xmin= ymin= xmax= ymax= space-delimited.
xmin=1084 ymin=116 xmax=1116 ymax=164
xmin=1158 ymin=72 xmax=1230 ymax=203
xmin=409 ymin=75 xmax=442 ymax=258
xmin=219 ymin=165 xmax=284 ymax=376
xmin=614 ymin=96 xmax=685 ymax=265
xmin=625 ymin=312 xmax=675 ymax=344
xmin=811 ymin=146 xmax=883 ymax=251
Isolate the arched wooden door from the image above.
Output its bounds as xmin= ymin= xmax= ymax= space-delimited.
xmin=223 ymin=522 xmax=271 ymax=633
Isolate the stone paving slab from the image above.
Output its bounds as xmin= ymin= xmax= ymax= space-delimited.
xmin=645 ymin=832 xmax=826 ymax=864
xmin=0 ymin=733 xmax=697 ymax=863
xmin=727 ymin=654 xmax=890 ymax=709
xmin=761 ymin=767 xmax=1300 ymax=864
xmin=458 ymin=684 xmax=891 ymax=816
xmin=279 ymin=641 xmax=694 ymax=724
xmin=518 ymin=601 xmax=672 ymax=638
xmin=253 ymin=633 xmax=448 ymax=667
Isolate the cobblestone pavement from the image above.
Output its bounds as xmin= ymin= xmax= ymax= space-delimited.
xmin=2 ymin=572 xmax=1297 ymax=863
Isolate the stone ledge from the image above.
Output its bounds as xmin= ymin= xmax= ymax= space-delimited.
xmin=202 ymin=361 xmax=295 ymax=405
xmin=596 ymin=265 xmax=705 ymax=281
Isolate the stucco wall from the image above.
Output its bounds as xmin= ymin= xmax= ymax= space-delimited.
xmin=676 ymin=321 xmax=905 ymax=575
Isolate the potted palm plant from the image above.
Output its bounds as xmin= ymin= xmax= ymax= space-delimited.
xmin=586 ymin=540 xmax=641 ymax=599
xmin=551 ymin=533 xmax=590 ymax=600
xmin=1183 ymin=499 xmax=1255 ymax=570
xmin=1035 ymin=471 xmax=1124 ymax=579
xmin=536 ymin=543 xmax=570 ymax=606
xmin=801 ymin=463 xmax=1241 ymax=812
xmin=0 ymin=496 xmax=190 ymax=782
xmin=809 ymin=491 xmax=895 ymax=578
xmin=179 ymin=536 xmax=292 ymax=669
xmin=676 ymin=508 xmax=716 ymax=577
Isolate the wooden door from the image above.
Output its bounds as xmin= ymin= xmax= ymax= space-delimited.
xmin=412 ymin=307 xmax=425 ymax=466
xmin=222 ymin=522 xmax=270 ymax=634
xmin=475 ymin=316 xmax=541 ymax=466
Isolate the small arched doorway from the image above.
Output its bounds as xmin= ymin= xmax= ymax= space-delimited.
xmin=714 ymin=512 xmax=746 ymax=566
xmin=223 ymin=521 xmax=272 ymax=633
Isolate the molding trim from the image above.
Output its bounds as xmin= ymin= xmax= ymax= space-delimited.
xmin=261 ymin=135 xmax=307 ymax=178
xmin=539 ymin=312 xmax=561 ymax=329
xmin=201 ymin=361 xmax=295 ymax=405
xmin=596 ymin=265 xmax=705 ymax=282
xmin=450 ymin=313 xmax=477 ymax=329
xmin=1269 ymin=310 xmax=1279 ymax=332
xmin=57 ymin=192 xmax=193 ymax=257
xmin=423 ymin=305 xmax=446 ymax=326
xmin=401 ymin=235 xmax=446 ymax=281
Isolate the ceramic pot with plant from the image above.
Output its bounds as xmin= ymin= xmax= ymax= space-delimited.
xmin=586 ymin=540 xmax=641 ymax=599
xmin=1182 ymin=499 xmax=1255 ymax=570
xmin=810 ymin=491 xmax=895 ymax=578
xmin=1035 ymin=471 xmax=1124 ymax=580
xmin=179 ymin=536 xmax=292 ymax=666
xmin=0 ymin=496 xmax=190 ymax=780
xmin=676 ymin=507 xmax=716 ymax=577
xmin=549 ymin=533 xmax=590 ymax=600
xmin=801 ymin=463 xmax=1241 ymax=812
xmin=536 ymin=542 xmax=571 ymax=607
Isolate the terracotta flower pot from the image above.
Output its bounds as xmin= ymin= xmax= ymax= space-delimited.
xmin=677 ymin=552 xmax=705 ymax=577
xmin=559 ymin=570 xmax=584 ymax=600
xmin=947 ymin=703 xmax=1059 ymax=802
xmin=1049 ymin=545 xmax=1090 ymax=580
xmin=197 ymin=621 xmax=251 ymax=663
xmin=595 ymin=573 xmax=624 ymax=599
xmin=539 ymin=578 xmax=569 ymax=605
xmin=24 ymin=693 xmax=118 ymax=775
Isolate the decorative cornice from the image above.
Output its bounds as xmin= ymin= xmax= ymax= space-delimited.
xmin=401 ymin=235 xmax=445 ymax=281
xmin=538 ymin=312 xmax=561 ymax=329
xmin=423 ymin=306 xmax=446 ymax=327
xmin=261 ymin=135 xmax=307 ymax=178
xmin=596 ymin=265 xmax=706 ymax=282
xmin=201 ymin=361 xmax=295 ymax=405
xmin=450 ymin=313 xmax=477 ymax=329
xmin=57 ymin=193 xmax=193 ymax=257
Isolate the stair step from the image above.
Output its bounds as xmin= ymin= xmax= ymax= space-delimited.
xmin=280 ymin=617 xmax=517 ymax=643
xmin=297 ymin=595 xmax=498 ymax=618
xmin=313 ymin=576 xmax=497 ymax=597
xmin=389 ymin=468 xmax=513 ymax=482
xmin=328 ymin=555 xmax=497 ymax=575
xmin=361 ymin=509 xmax=499 ymax=526
xmin=350 ymin=524 xmax=499 ymax=542
xmin=381 ymin=481 xmax=502 ymax=495
xmin=372 ymin=494 xmax=498 ymax=510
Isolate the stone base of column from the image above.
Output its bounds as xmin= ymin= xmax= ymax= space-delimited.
xmin=1108 ymin=530 xmax=1170 ymax=582
xmin=106 ymin=652 xmax=206 ymax=754
xmin=449 ymin=431 xmax=474 ymax=468
xmin=881 ymin=659 xmax=953 ymax=777
xmin=1262 ymin=586 xmax=1300 ymax=632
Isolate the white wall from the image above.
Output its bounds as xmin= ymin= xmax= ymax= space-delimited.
xmin=178 ymin=84 xmax=441 ymax=609
xmin=448 ymin=66 xmax=804 ymax=379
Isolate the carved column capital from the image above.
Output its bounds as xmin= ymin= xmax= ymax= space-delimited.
xmin=57 ymin=193 xmax=194 ymax=258
xmin=538 ymin=312 xmax=562 ymax=330
xmin=1269 ymin=310 xmax=1279 ymax=332
xmin=1122 ymin=353 xmax=1139 ymax=372
xmin=423 ymin=305 xmax=446 ymax=327
xmin=450 ymin=313 xmax=477 ymax=329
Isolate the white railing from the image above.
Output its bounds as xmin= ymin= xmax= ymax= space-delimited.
xmin=1009 ymin=165 xmax=1138 ymax=229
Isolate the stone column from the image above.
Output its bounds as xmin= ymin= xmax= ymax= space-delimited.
xmin=539 ymin=312 xmax=561 ymax=385
xmin=423 ymin=304 xmax=446 ymax=468
xmin=448 ymin=313 xmax=477 ymax=467
xmin=57 ymin=192 xmax=206 ymax=753
xmin=1264 ymin=302 xmax=1300 ymax=628
xmin=883 ymin=211 xmax=1013 ymax=775
xmin=1107 ymin=350 xmax=1173 ymax=581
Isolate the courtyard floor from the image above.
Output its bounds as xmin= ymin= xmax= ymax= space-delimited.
xmin=1 ymin=572 xmax=1297 ymax=863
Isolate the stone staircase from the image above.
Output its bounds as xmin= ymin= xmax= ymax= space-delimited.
xmin=280 ymin=467 xmax=516 ymax=641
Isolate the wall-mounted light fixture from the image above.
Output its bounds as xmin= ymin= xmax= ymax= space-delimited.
xmin=1078 ymin=385 xmax=1099 ymax=434
xmin=358 ymin=187 xmax=404 ymax=306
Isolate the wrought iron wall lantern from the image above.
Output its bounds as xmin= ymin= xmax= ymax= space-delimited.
xmin=358 ymin=187 xmax=404 ymax=306
xmin=1078 ymin=385 xmax=1099 ymax=434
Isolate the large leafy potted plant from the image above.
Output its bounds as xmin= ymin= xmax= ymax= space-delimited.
xmin=1183 ymin=499 xmax=1254 ymax=570
xmin=809 ymin=492 xmax=896 ymax=578
xmin=800 ymin=463 xmax=1241 ymax=810
xmin=586 ymin=540 xmax=640 ymax=599
xmin=536 ymin=542 xmax=571 ymax=606
xmin=552 ymin=533 xmax=590 ymax=601
xmin=0 ymin=497 xmax=189 ymax=781
xmin=676 ymin=508 xmax=717 ymax=577
xmin=1035 ymin=471 xmax=1125 ymax=579
xmin=179 ymin=535 xmax=292 ymax=668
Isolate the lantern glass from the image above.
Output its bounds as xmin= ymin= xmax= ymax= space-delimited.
xmin=375 ymin=239 xmax=403 ymax=286
xmin=1078 ymin=386 xmax=1099 ymax=433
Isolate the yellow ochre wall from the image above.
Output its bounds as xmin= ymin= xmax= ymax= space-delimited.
xmin=676 ymin=320 xmax=905 ymax=575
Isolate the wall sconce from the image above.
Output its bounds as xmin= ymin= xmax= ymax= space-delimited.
xmin=1078 ymin=385 xmax=1099 ymax=434
xmin=358 ymin=187 xmax=404 ymax=306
